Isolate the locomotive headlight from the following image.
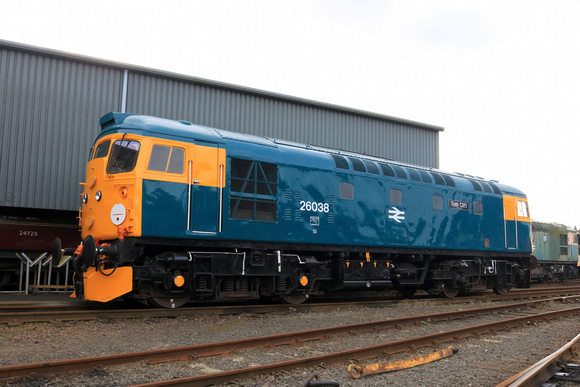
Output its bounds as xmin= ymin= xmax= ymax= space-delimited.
xmin=95 ymin=190 xmax=102 ymax=201
xmin=82 ymin=193 xmax=89 ymax=204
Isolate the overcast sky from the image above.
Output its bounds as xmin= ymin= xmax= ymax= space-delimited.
xmin=3 ymin=0 xmax=580 ymax=228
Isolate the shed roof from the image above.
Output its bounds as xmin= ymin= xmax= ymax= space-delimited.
xmin=532 ymin=221 xmax=570 ymax=233
xmin=0 ymin=39 xmax=444 ymax=133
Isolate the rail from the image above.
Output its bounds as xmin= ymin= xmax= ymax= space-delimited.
xmin=135 ymin=304 xmax=580 ymax=386
xmin=2 ymin=287 xmax=580 ymax=325
xmin=496 ymin=332 xmax=580 ymax=387
xmin=1 ymin=297 xmax=579 ymax=383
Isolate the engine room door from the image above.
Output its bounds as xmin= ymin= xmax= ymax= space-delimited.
xmin=187 ymin=143 xmax=223 ymax=234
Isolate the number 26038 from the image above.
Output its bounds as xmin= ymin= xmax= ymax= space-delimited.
xmin=300 ymin=201 xmax=329 ymax=213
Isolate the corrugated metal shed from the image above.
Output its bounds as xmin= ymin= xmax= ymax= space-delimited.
xmin=0 ymin=44 xmax=122 ymax=211
xmin=0 ymin=39 xmax=443 ymax=212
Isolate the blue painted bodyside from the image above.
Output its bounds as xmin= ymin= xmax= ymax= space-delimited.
xmin=118 ymin=113 xmax=532 ymax=255
xmin=142 ymin=180 xmax=188 ymax=238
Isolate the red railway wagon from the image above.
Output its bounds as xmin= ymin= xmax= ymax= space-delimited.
xmin=0 ymin=207 xmax=79 ymax=289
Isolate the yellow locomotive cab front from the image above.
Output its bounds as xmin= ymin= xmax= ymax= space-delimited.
xmin=80 ymin=136 xmax=142 ymax=241
xmin=67 ymin=135 xmax=146 ymax=302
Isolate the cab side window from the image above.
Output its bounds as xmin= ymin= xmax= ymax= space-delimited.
xmin=148 ymin=145 xmax=184 ymax=174
xmin=92 ymin=140 xmax=111 ymax=160
xmin=517 ymin=200 xmax=529 ymax=217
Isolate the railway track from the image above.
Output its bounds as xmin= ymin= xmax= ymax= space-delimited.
xmin=2 ymin=286 xmax=580 ymax=325
xmin=497 ymin=331 xmax=580 ymax=386
xmin=1 ymin=295 xmax=579 ymax=385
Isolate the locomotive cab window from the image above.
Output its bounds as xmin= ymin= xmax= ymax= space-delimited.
xmin=230 ymin=158 xmax=278 ymax=222
xmin=148 ymin=145 xmax=184 ymax=174
xmin=92 ymin=140 xmax=111 ymax=160
xmin=106 ymin=140 xmax=140 ymax=174
xmin=517 ymin=200 xmax=529 ymax=217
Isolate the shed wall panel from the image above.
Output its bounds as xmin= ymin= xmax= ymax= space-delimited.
xmin=127 ymin=72 xmax=439 ymax=167
xmin=1 ymin=41 xmax=440 ymax=213
xmin=0 ymin=48 xmax=123 ymax=211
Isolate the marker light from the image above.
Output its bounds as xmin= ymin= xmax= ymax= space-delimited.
xmin=95 ymin=190 xmax=102 ymax=201
xmin=174 ymin=275 xmax=185 ymax=287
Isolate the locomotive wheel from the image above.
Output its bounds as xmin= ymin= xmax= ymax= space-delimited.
xmin=280 ymin=294 xmax=309 ymax=304
xmin=492 ymin=286 xmax=510 ymax=295
xmin=149 ymin=297 xmax=190 ymax=309
xmin=441 ymin=289 xmax=459 ymax=298
xmin=398 ymin=287 xmax=417 ymax=298
xmin=0 ymin=272 xmax=12 ymax=290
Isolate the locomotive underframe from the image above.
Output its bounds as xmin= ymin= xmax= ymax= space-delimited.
xmin=82 ymin=236 xmax=531 ymax=305
xmin=531 ymin=260 xmax=578 ymax=282
xmin=394 ymin=256 xmax=529 ymax=297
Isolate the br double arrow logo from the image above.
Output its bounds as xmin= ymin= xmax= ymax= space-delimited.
xmin=388 ymin=207 xmax=405 ymax=223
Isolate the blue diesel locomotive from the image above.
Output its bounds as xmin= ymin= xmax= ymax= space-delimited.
xmin=54 ymin=113 xmax=532 ymax=307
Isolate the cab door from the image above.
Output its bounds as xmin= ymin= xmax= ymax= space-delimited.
xmin=503 ymin=195 xmax=530 ymax=250
xmin=504 ymin=199 xmax=518 ymax=249
xmin=187 ymin=142 xmax=224 ymax=233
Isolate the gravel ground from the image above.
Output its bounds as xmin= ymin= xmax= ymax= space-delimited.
xmin=1 ymin=298 xmax=579 ymax=386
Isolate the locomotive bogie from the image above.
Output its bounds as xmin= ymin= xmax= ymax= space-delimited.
xmin=116 ymin=243 xmax=340 ymax=301
xmin=61 ymin=113 xmax=534 ymax=306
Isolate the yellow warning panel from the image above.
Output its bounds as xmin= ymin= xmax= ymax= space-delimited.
xmin=83 ymin=266 xmax=133 ymax=302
